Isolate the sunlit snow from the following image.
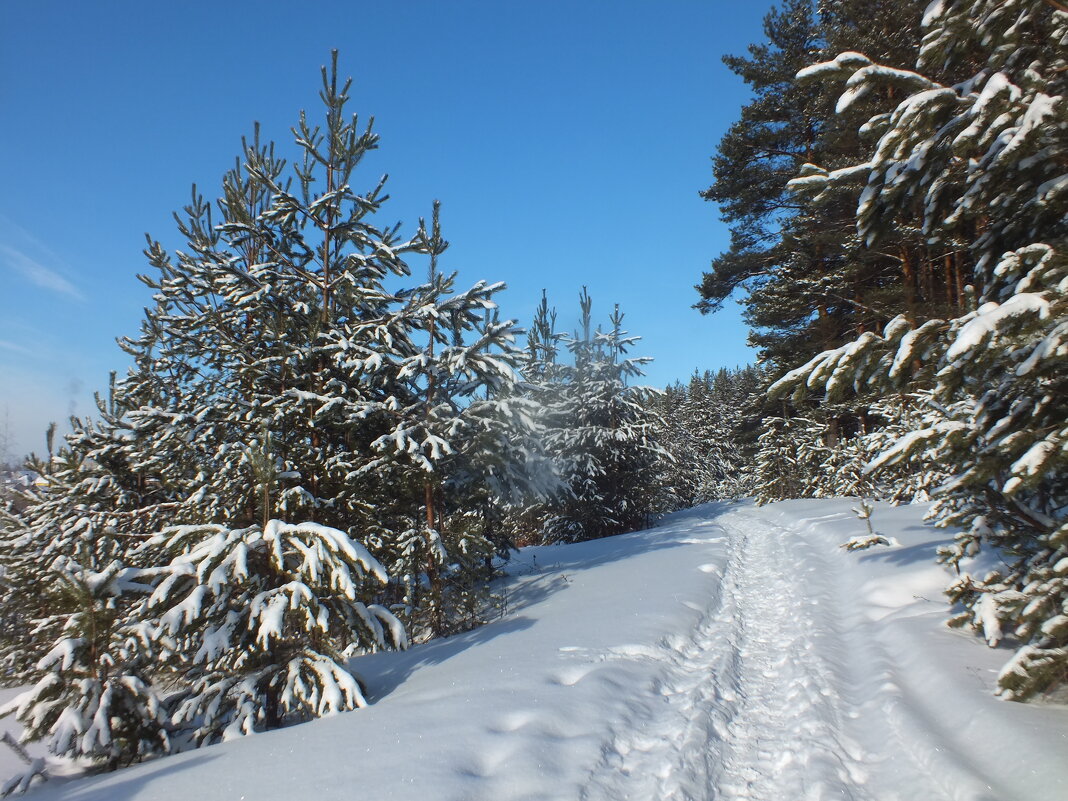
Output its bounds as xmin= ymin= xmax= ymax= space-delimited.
xmin=3 ymin=501 xmax=1066 ymax=800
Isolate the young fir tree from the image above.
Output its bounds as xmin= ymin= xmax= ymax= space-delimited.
xmin=772 ymin=0 xmax=1068 ymax=700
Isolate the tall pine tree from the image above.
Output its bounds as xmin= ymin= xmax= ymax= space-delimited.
xmin=772 ymin=0 xmax=1068 ymax=700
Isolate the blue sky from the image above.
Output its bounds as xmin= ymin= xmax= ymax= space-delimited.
xmin=0 ymin=1 xmax=769 ymax=459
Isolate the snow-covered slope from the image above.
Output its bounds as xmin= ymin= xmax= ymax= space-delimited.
xmin=9 ymin=501 xmax=1068 ymax=800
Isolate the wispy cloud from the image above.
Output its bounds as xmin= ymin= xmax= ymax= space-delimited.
xmin=0 ymin=214 xmax=86 ymax=301
xmin=0 ymin=339 xmax=34 ymax=356
xmin=0 ymin=245 xmax=86 ymax=300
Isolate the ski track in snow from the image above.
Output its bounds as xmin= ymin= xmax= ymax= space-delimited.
xmin=583 ymin=508 xmax=930 ymax=801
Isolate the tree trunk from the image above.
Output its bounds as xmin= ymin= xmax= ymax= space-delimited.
xmin=424 ymin=480 xmax=444 ymax=636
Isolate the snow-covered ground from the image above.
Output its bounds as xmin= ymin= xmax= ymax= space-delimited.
xmin=4 ymin=500 xmax=1066 ymax=800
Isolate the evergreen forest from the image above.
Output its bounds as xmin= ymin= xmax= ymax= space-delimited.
xmin=0 ymin=0 xmax=1064 ymax=783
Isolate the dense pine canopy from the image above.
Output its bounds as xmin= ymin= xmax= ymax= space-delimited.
xmin=701 ymin=0 xmax=1067 ymax=700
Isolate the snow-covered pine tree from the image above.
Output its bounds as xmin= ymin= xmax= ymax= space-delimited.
xmin=1 ymin=47 xmax=647 ymax=776
xmin=0 ymin=410 xmax=171 ymax=771
xmin=0 ymin=557 xmax=167 ymax=770
xmin=697 ymin=0 xmax=929 ymax=373
xmin=754 ymin=393 xmax=910 ymax=504
xmin=541 ymin=289 xmax=664 ymax=542
xmin=122 ymin=88 xmax=422 ymax=546
xmin=645 ymin=380 xmax=695 ymax=512
xmin=138 ymin=518 xmax=404 ymax=744
xmin=364 ymin=205 xmax=555 ymax=637
xmin=654 ymin=373 xmax=728 ymax=506
xmin=79 ymin=56 xmax=423 ymax=727
xmin=698 ymin=0 xmax=952 ymax=510
xmin=773 ymin=0 xmax=1068 ymax=699
xmin=3 ymin=50 xmax=554 ymax=754
xmin=0 ymin=481 xmax=40 ymax=682
xmin=117 ymin=52 xmax=550 ymax=647
xmin=0 ymin=493 xmax=23 ymax=674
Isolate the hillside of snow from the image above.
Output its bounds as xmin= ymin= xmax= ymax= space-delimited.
xmin=5 ymin=500 xmax=1066 ymax=801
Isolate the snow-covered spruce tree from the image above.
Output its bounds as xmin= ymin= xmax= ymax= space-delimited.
xmin=540 ymin=289 xmax=664 ymax=543
xmin=773 ymin=0 xmax=1068 ymax=699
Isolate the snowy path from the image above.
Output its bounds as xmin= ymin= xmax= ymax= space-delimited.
xmin=583 ymin=508 xmax=878 ymax=801
xmin=576 ymin=503 xmax=1067 ymax=801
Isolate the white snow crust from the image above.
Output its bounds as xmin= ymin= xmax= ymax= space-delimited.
xmin=4 ymin=501 xmax=1066 ymax=800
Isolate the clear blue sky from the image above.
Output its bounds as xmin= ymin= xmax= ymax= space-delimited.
xmin=0 ymin=0 xmax=769 ymax=459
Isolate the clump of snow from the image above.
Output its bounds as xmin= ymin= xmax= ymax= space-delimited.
xmin=945 ymin=293 xmax=1050 ymax=362
xmin=841 ymin=533 xmax=899 ymax=551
